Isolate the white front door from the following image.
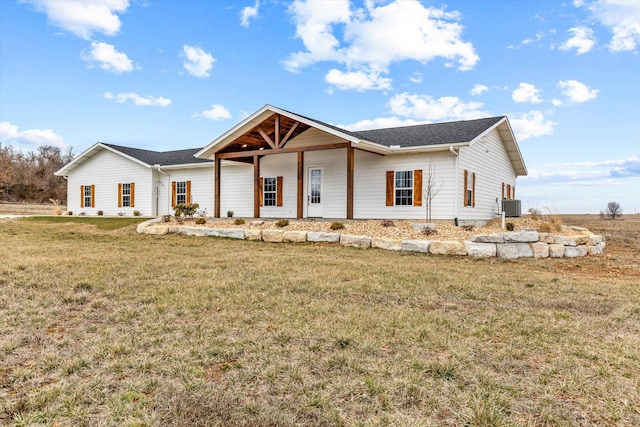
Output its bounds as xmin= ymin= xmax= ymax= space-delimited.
xmin=307 ymin=167 xmax=323 ymax=217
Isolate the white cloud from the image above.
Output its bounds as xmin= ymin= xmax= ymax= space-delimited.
xmin=182 ymin=45 xmax=215 ymax=78
xmin=22 ymin=0 xmax=129 ymax=39
xmin=81 ymin=41 xmax=134 ymax=73
xmin=325 ymin=69 xmax=391 ymax=91
xmin=559 ymin=26 xmax=595 ymax=54
xmin=285 ymin=0 xmax=478 ymax=91
xmin=388 ymin=92 xmax=489 ymax=122
xmin=104 ymin=92 xmax=171 ymax=107
xmin=508 ymin=111 xmax=557 ymax=141
xmin=409 ymin=72 xmax=423 ymax=84
xmin=522 ymin=31 xmax=544 ymax=45
xmin=583 ymin=0 xmax=640 ymax=51
xmin=470 ymin=83 xmax=488 ymax=96
xmin=195 ymin=104 xmax=231 ymax=121
xmin=240 ymin=1 xmax=259 ymax=28
xmin=512 ymin=83 xmax=542 ymax=104
xmin=0 ymin=121 xmax=67 ymax=149
xmin=557 ymin=79 xmax=599 ymax=103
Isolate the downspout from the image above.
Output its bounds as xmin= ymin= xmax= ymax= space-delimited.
xmin=449 ymin=146 xmax=459 ymax=226
xmin=154 ymin=164 xmax=168 ymax=216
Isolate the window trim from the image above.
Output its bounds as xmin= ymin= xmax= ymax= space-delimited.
xmin=80 ymin=184 xmax=95 ymax=208
xmin=464 ymin=170 xmax=475 ymax=207
xmin=394 ymin=170 xmax=414 ymax=206
xmin=171 ymin=180 xmax=191 ymax=206
xmin=263 ymin=176 xmax=277 ymax=207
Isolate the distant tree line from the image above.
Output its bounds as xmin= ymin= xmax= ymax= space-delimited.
xmin=0 ymin=143 xmax=73 ymax=204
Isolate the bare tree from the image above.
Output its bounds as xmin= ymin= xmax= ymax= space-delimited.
xmin=605 ymin=201 xmax=623 ymax=220
xmin=423 ymin=160 xmax=442 ymax=222
xmin=0 ymin=143 xmax=74 ymax=203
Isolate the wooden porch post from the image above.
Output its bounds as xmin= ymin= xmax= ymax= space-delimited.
xmin=214 ymin=155 xmax=221 ymax=218
xmin=253 ymin=154 xmax=260 ymax=218
xmin=346 ymin=146 xmax=354 ymax=219
xmin=297 ymin=151 xmax=304 ymax=218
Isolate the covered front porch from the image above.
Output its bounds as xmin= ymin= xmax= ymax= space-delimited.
xmin=209 ymin=110 xmax=368 ymax=219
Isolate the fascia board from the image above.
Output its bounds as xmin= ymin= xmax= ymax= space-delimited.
xmin=159 ymin=162 xmax=214 ymax=170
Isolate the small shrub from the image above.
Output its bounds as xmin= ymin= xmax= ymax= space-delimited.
xmin=196 ymin=208 xmax=208 ymax=218
xmin=538 ymin=216 xmax=562 ymax=233
xmin=97 ymin=210 xmax=104 ymax=216
xmin=67 ymin=211 xmax=73 ymax=216
xmin=528 ymin=207 xmax=541 ymax=220
xmin=381 ymin=219 xmax=395 ymax=228
xmin=117 ymin=211 xmax=125 ymax=217
xmin=330 ymin=221 xmax=344 ymax=230
xmin=173 ymin=203 xmax=200 ymax=218
xmin=461 ymin=225 xmax=474 ymax=232
xmin=133 ymin=210 xmax=141 ymax=217
xmin=49 ymin=199 xmax=62 ymax=215
xmin=195 ymin=218 xmax=206 ymax=225
xmin=275 ymin=219 xmax=289 ymax=228
xmin=227 ymin=210 xmax=234 ymax=218
xmin=506 ymin=222 xmax=515 ymax=231
xmin=234 ymin=218 xmax=245 ymax=225
xmin=162 ymin=215 xmax=172 ymax=223
xmin=78 ymin=212 xmax=86 ymax=216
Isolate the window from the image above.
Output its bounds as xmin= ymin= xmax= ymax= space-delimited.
xmin=263 ymin=177 xmax=277 ymax=206
xmin=80 ymin=185 xmax=95 ymax=208
xmin=259 ymin=176 xmax=283 ymax=207
xmin=463 ymin=170 xmax=475 ymax=207
xmin=176 ymin=181 xmax=186 ymax=204
xmin=118 ymin=183 xmax=135 ymax=207
xmin=171 ymin=181 xmax=191 ymax=206
xmin=395 ymin=170 xmax=413 ymax=206
xmin=385 ymin=170 xmax=422 ymax=207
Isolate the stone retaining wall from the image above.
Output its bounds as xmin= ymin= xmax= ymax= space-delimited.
xmin=137 ymin=219 xmax=604 ymax=258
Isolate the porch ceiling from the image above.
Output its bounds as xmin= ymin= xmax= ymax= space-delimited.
xmin=217 ymin=113 xmax=311 ymax=155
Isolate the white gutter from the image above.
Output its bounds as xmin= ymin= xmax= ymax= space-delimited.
xmin=449 ymin=146 xmax=459 ymax=225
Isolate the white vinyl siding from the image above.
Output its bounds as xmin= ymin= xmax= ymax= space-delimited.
xmin=161 ymin=167 xmax=214 ymax=216
xmin=458 ymin=128 xmax=517 ymax=222
xmin=218 ymin=162 xmax=254 ymax=217
xmin=354 ymin=150 xmax=454 ymax=220
xmin=67 ymin=149 xmax=152 ymax=216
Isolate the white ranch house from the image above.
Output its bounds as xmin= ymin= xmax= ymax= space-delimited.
xmin=56 ymin=105 xmax=527 ymax=224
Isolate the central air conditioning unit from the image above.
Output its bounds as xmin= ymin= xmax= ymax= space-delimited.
xmin=502 ymin=200 xmax=522 ymax=217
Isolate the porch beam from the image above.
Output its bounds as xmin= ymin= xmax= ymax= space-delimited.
xmin=253 ymin=154 xmax=260 ymax=218
xmin=280 ymin=121 xmax=299 ymax=148
xmin=257 ymin=127 xmax=275 ymax=149
xmin=216 ymin=142 xmax=351 ymax=159
xmin=214 ymin=155 xmax=221 ymax=218
xmin=346 ymin=146 xmax=354 ymax=219
xmin=297 ymin=151 xmax=304 ymax=218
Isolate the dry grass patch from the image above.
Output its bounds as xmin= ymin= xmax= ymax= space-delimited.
xmin=0 ymin=216 xmax=639 ymax=426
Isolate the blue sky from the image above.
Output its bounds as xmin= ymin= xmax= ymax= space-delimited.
xmin=1 ymin=0 xmax=638 ymax=214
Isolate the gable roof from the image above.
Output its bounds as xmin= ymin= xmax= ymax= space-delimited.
xmin=196 ymin=104 xmax=526 ymax=176
xmin=101 ymin=143 xmax=212 ymax=166
xmin=55 ymin=142 xmax=211 ymax=176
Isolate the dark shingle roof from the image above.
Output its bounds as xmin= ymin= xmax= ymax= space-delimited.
xmin=351 ymin=116 xmax=505 ymax=147
xmin=103 ymin=143 xmax=212 ymax=166
xmin=282 ymin=106 xmax=504 ymax=148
